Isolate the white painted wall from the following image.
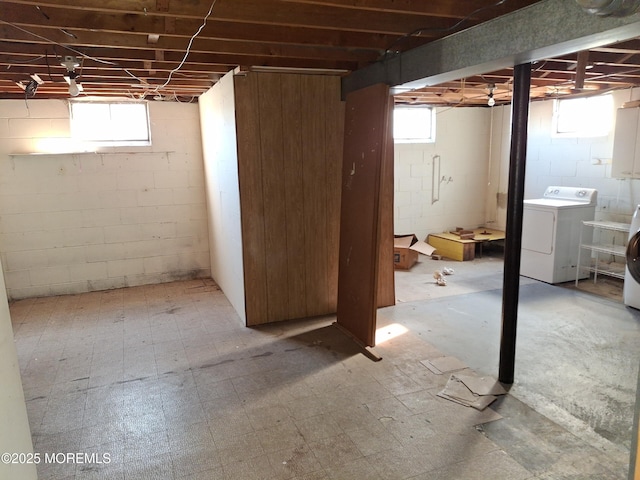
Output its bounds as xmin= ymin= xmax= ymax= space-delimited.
xmin=486 ymin=87 xmax=640 ymax=247
xmin=526 ymin=88 xmax=640 ymax=218
xmin=198 ymin=72 xmax=246 ymax=323
xmin=0 ymin=258 xmax=37 ymax=480
xmin=0 ymin=100 xmax=210 ymax=300
xmin=394 ymin=106 xmax=492 ymax=240
xmin=395 ymin=87 xmax=640 ymax=248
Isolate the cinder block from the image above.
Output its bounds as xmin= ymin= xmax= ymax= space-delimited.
xmin=188 ymin=170 xmax=205 ymax=187
xmin=0 ymin=194 xmax=39 ymax=215
xmin=141 ymin=205 xmax=184 ymax=223
xmin=30 ymin=266 xmax=70 ymax=286
xmin=0 ymin=230 xmax=65 ymax=251
xmin=107 ymin=258 xmax=144 ymax=277
xmin=7 ymin=285 xmax=51 ymax=301
xmin=85 ymin=243 xmax=121 ymax=263
xmin=0 ymin=212 xmax=43 ymax=233
xmin=69 ymin=262 xmax=108 ymax=282
xmin=125 ymin=239 xmax=164 ymax=259
xmin=5 ymin=250 xmax=48 ymax=270
xmin=119 ymin=207 xmax=145 ymax=225
xmin=117 ymin=171 xmax=154 ymax=190
xmin=78 ymin=173 xmax=118 ymax=192
xmin=172 ymin=187 xmax=205 ymax=205
xmin=47 ymin=246 xmax=86 ymax=266
xmin=99 ymin=190 xmax=137 ymax=209
xmin=20 ymin=99 xmax=69 ymax=119
xmin=137 ymin=188 xmax=173 ymax=207
xmin=49 ymin=118 xmax=71 ymax=138
xmin=64 ymin=227 xmax=105 ymax=247
xmin=0 ymin=118 xmax=9 ymax=138
xmin=120 ymin=154 xmax=168 ymax=172
xmin=4 ymin=269 xmax=31 ymax=289
xmin=9 ymin=118 xmax=53 ymax=138
xmin=82 ymin=208 xmax=121 ymax=227
xmin=154 ymin=170 xmax=189 ymax=189
xmin=189 ymin=204 xmax=208 ymax=220
xmin=141 ymin=222 xmax=176 ymax=240
xmin=104 ymin=224 xmax=142 ymax=244
xmin=57 ymin=192 xmax=103 ymax=211
xmin=41 ymin=211 xmax=83 ymax=231
xmin=143 ymin=255 xmax=179 ymax=274
xmin=55 ymin=281 xmax=91 ymax=296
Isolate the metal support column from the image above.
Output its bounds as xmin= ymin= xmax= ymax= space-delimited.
xmin=498 ymin=62 xmax=531 ymax=385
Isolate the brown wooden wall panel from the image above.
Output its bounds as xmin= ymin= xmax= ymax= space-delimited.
xmin=280 ymin=74 xmax=308 ymax=319
xmin=236 ymin=72 xmax=345 ymax=326
xmin=301 ymin=75 xmax=329 ymax=317
xmin=257 ymin=74 xmax=290 ymax=322
xmin=336 ymin=83 xmax=391 ymax=347
xmin=234 ymin=74 xmax=269 ymax=324
xmin=377 ymin=96 xmax=396 ymax=308
xmin=324 ymin=78 xmax=344 ymax=312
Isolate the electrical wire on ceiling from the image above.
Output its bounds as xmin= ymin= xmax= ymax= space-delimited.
xmin=381 ymin=0 xmax=509 ymax=60
xmin=3 ymin=55 xmax=46 ymax=64
xmin=152 ymin=0 xmax=218 ymax=93
xmin=0 ymin=0 xmax=217 ymax=99
xmin=0 ymin=19 xmax=147 ymax=88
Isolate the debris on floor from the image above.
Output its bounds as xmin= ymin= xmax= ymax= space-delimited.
xmin=433 ymin=270 xmax=447 ymax=286
xmin=421 ymin=355 xmax=467 ymax=374
xmin=437 ymin=373 xmax=508 ymax=411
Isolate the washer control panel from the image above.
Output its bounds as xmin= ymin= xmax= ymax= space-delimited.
xmin=542 ymin=186 xmax=597 ymax=204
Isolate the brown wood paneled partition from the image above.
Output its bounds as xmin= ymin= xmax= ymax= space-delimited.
xmin=336 ymin=83 xmax=394 ymax=347
xmin=234 ymin=72 xmax=344 ymax=326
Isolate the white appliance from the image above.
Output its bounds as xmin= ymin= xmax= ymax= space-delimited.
xmin=521 ymin=186 xmax=597 ymax=284
xmin=624 ymin=205 xmax=640 ymax=310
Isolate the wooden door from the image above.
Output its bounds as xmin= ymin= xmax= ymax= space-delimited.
xmin=336 ymin=83 xmax=393 ymax=347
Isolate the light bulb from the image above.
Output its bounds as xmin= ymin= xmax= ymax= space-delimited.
xmin=69 ymin=78 xmax=80 ymax=97
xmin=488 ymin=95 xmax=495 ymax=107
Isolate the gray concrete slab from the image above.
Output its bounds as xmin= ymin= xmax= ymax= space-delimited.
xmin=384 ymin=260 xmax=640 ymax=471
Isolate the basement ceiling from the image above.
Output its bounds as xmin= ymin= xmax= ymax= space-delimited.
xmin=0 ymin=0 xmax=639 ymax=106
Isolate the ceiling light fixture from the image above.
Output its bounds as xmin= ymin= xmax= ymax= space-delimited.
xmin=61 ymin=55 xmax=80 ymax=97
xmin=487 ymin=84 xmax=496 ymax=107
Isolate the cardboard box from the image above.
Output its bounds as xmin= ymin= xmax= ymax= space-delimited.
xmin=393 ymin=234 xmax=436 ymax=270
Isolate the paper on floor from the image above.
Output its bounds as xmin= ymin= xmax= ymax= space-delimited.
xmin=421 ymin=355 xmax=468 ymax=374
xmin=437 ymin=373 xmax=507 ymax=411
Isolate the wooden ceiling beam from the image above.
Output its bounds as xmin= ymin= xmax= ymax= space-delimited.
xmin=3 ymin=0 xmax=463 ymax=36
xmin=280 ymin=0 xmax=539 ymax=19
xmin=0 ymin=2 xmax=439 ymax=53
xmin=0 ymin=42 xmax=356 ymax=72
xmin=0 ymin=24 xmax=375 ymax=64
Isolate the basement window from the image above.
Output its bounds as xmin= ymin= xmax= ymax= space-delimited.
xmin=393 ymin=106 xmax=435 ymax=143
xmin=69 ymin=100 xmax=151 ymax=146
xmin=554 ymin=94 xmax=613 ymax=137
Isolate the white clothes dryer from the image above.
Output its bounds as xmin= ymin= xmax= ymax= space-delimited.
xmin=521 ymin=186 xmax=597 ymax=284
xmin=624 ymin=204 xmax=640 ymax=310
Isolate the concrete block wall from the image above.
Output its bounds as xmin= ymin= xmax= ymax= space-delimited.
xmin=394 ymin=106 xmax=492 ymax=240
xmin=525 ymin=88 xmax=640 ymax=221
xmin=0 ymin=99 xmax=210 ymax=300
xmin=487 ymin=87 xmax=640 ymax=250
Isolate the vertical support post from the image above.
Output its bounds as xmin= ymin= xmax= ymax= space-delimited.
xmin=498 ymin=62 xmax=531 ymax=385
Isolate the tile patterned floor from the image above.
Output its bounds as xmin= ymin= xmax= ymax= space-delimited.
xmin=9 ymin=278 xmax=625 ymax=479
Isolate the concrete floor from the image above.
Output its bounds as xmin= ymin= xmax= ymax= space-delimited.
xmin=390 ymin=251 xmax=640 ymax=475
xmin=9 ymin=253 xmax=640 ymax=479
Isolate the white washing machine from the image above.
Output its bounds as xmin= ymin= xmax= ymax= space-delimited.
xmin=624 ymin=204 xmax=640 ymax=310
xmin=521 ymin=186 xmax=597 ymax=284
